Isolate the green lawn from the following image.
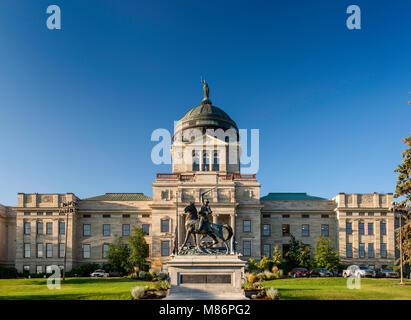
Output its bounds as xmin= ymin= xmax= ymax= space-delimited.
xmin=263 ymin=277 xmax=411 ymax=300
xmin=0 ymin=277 xmax=410 ymax=300
xmin=0 ymin=277 xmax=154 ymax=300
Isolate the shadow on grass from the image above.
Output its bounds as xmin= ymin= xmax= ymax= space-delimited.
xmin=21 ymin=277 xmax=145 ymax=286
xmin=1 ymin=291 xmax=132 ymax=300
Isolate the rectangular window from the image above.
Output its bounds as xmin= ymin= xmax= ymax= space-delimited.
xmin=359 ymin=222 xmax=364 ymax=235
xmin=103 ymin=244 xmax=109 ymax=258
xmin=301 ymin=224 xmax=310 ymax=236
xmin=24 ymin=243 xmax=31 ymax=258
xmin=36 ymin=266 xmax=43 ymax=274
xmin=24 ymin=212 xmax=31 ymax=216
xmin=59 ymin=222 xmax=65 ymax=235
xmin=368 ymin=243 xmax=374 ymax=258
xmin=302 ymin=214 xmax=309 ymax=219
xmin=83 ymin=244 xmax=91 ymax=259
xmin=368 ymin=223 xmax=374 ymax=235
xmin=321 ymin=224 xmax=329 ymax=236
xmin=359 ymin=243 xmax=365 ymax=258
xmin=122 ymin=214 xmax=130 ymax=218
xmin=321 ymin=214 xmax=329 ymax=219
xmin=202 ymin=151 xmax=210 ymax=171
xmin=122 ymin=224 xmax=130 ymax=236
xmin=46 ymin=243 xmax=53 ymax=258
xmin=37 ymin=212 xmax=44 ymax=216
xmin=368 ymin=212 xmax=374 ymax=216
xmin=262 ymin=214 xmax=270 ymax=218
xmin=212 ymin=151 xmax=219 ymax=171
xmin=142 ymin=224 xmax=150 ymax=235
xmin=346 ymin=243 xmax=353 ymax=258
xmin=380 ymin=212 xmax=387 ymax=217
xmin=282 ymin=224 xmax=290 ymax=236
xmin=263 ymin=244 xmax=271 ymax=257
xmin=46 ymin=266 xmax=52 ymax=274
xmin=83 ymin=224 xmax=91 ymax=236
xmin=46 ymin=212 xmax=52 ymax=216
xmin=282 ymin=244 xmax=290 ymax=258
xmin=380 ymin=221 xmax=386 ymax=236
xmin=282 ymin=214 xmax=290 ymax=218
xmin=346 ymin=221 xmax=352 ymax=234
xmin=243 ymin=220 xmax=251 ymax=233
xmin=37 ymin=222 xmax=43 ymax=235
xmin=346 ymin=212 xmax=352 ymax=216
xmin=103 ymin=214 xmax=111 ymax=218
xmin=83 ymin=214 xmax=91 ymax=218
xmin=46 ymin=222 xmax=52 ymax=235
xmin=24 ymin=221 xmax=31 ymax=235
xmin=23 ymin=265 xmax=30 ymax=273
xmin=359 ymin=212 xmax=365 ymax=216
xmin=262 ymin=224 xmax=270 ymax=236
xmin=243 ymin=240 xmax=251 ymax=257
xmin=192 ymin=150 xmax=199 ymax=172
xmin=161 ymin=220 xmax=169 ymax=233
xmin=37 ymin=243 xmax=43 ymax=258
xmin=142 ymin=213 xmax=150 ymax=218
xmin=59 ymin=243 xmax=65 ymax=258
xmin=103 ymin=224 xmax=111 ymax=236
xmin=161 ymin=241 xmax=170 ymax=256
xmin=380 ymin=243 xmax=387 ymax=258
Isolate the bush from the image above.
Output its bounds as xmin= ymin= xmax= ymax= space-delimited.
xmin=247 ymin=273 xmax=257 ymax=283
xmin=266 ymin=288 xmax=279 ymax=300
xmin=131 ymin=286 xmax=145 ymax=299
xmin=0 ymin=266 xmax=18 ymax=279
xmin=158 ymin=272 xmax=168 ymax=280
xmin=66 ymin=263 xmax=101 ymax=277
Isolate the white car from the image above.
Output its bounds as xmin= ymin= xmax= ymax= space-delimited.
xmin=90 ymin=269 xmax=109 ymax=277
xmin=343 ymin=265 xmax=376 ymax=278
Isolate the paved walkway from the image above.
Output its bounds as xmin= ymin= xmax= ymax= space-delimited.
xmin=164 ymin=284 xmax=248 ymax=300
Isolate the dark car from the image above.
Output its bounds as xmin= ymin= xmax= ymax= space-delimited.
xmin=289 ymin=267 xmax=310 ymax=278
xmin=310 ymin=268 xmax=333 ymax=277
xmin=376 ymin=269 xmax=399 ymax=278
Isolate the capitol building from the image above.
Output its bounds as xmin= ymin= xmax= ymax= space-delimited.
xmin=0 ymin=85 xmax=396 ymax=274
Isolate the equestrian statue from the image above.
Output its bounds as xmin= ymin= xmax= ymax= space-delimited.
xmin=179 ymin=187 xmax=233 ymax=254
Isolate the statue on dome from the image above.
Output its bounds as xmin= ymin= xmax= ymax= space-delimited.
xmin=201 ymin=75 xmax=210 ymax=102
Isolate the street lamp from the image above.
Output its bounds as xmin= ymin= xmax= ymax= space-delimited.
xmin=59 ymin=200 xmax=78 ymax=282
xmin=391 ymin=202 xmax=405 ymax=285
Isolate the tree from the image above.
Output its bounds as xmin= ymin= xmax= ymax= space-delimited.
xmin=394 ymin=135 xmax=411 ymax=267
xmin=128 ymin=226 xmax=149 ymax=272
xmin=285 ymin=235 xmax=312 ymax=269
xmin=106 ymin=237 xmax=131 ymax=275
xmin=313 ymin=236 xmax=340 ymax=271
xmin=271 ymin=246 xmax=283 ymax=267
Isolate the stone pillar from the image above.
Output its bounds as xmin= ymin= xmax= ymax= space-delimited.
xmin=213 ymin=214 xmax=219 ymax=224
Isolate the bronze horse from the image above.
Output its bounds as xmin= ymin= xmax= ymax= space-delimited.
xmin=180 ymin=202 xmax=233 ymax=253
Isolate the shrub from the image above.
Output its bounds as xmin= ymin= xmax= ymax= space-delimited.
xmin=247 ymin=273 xmax=257 ymax=283
xmin=67 ymin=263 xmax=101 ymax=277
xmin=138 ymin=270 xmax=148 ymax=280
xmin=158 ymin=272 xmax=168 ymax=280
xmin=266 ymin=288 xmax=279 ymax=300
xmin=263 ymin=270 xmax=275 ymax=280
xmin=159 ymin=280 xmax=170 ymax=290
xmin=131 ymin=286 xmax=145 ymax=300
xmin=256 ymin=273 xmax=265 ymax=282
xmin=0 ymin=266 xmax=18 ymax=279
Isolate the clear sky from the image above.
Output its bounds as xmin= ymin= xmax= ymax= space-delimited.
xmin=0 ymin=0 xmax=410 ymax=205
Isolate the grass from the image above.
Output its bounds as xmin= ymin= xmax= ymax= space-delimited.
xmin=263 ymin=277 xmax=411 ymax=300
xmin=0 ymin=277 xmax=155 ymax=300
xmin=0 ymin=277 xmax=410 ymax=300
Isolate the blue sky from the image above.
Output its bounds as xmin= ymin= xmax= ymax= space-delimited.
xmin=0 ymin=0 xmax=410 ymax=205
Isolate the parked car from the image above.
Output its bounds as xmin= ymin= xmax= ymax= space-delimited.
xmin=343 ymin=265 xmax=375 ymax=278
xmin=376 ymin=269 xmax=399 ymax=278
xmin=90 ymin=269 xmax=109 ymax=277
xmin=289 ymin=267 xmax=310 ymax=278
xmin=310 ymin=268 xmax=333 ymax=277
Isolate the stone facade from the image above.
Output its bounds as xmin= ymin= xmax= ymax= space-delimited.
xmin=0 ymin=94 xmax=396 ymax=273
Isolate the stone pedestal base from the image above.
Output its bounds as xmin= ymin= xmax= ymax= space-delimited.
xmin=165 ymin=254 xmax=247 ymax=300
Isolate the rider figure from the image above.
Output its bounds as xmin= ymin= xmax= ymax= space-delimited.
xmin=195 ymin=195 xmax=212 ymax=233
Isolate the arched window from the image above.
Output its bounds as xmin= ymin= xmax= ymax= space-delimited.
xmin=212 ymin=151 xmax=219 ymax=171
xmin=192 ymin=150 xmax=199 ymax=171
xmin=202 ymin=151 xmax=209 ymax=171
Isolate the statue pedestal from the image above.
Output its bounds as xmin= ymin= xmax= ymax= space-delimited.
xmin=164 ymin=254 xmax=247 ymax=300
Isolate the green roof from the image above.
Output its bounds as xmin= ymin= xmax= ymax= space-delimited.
xmin=84 ymin=193 xmax=152 ymax=201
xmin=260 ymin=193 xmax=327 ymax=201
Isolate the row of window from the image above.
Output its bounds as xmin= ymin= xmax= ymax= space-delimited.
xmin=23 ymin=265 xmax=64 ymax=274
xmin=346 ymin=221 xmax=386 ymax=235
xmin=346 ymin=243 xmax=387 ymax=259
xmin=192 ymin=150 xmax=219 ymax=171
xmin=24 ymin=243 xmax=65 ymax=258
xmin=24 ymin=221 xmax=65 ymax=235
xmin=345 ymin=212 xmax=386 ymax=217
xmin=263 ymin=214 xmax=330 ymax=219
xmin=243 ymin=221 xmax=330 ymax=237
